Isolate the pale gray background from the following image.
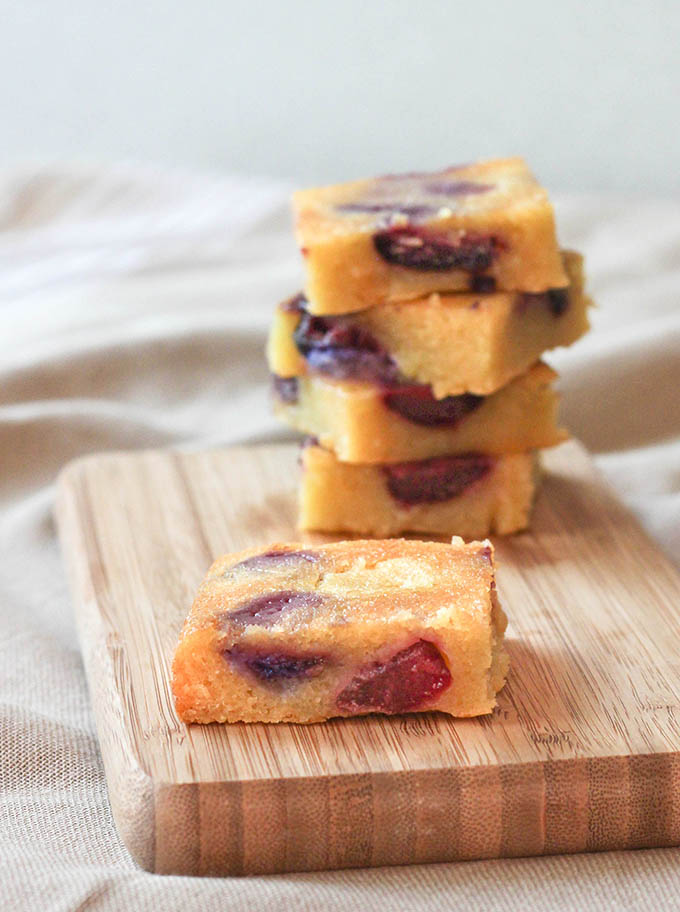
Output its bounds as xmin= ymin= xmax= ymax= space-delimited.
xmin=1 ymin=0 xmax=677 ymax=192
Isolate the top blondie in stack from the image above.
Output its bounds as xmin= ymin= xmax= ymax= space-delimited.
xmin=267 ymin=158 xmax=591 ymax=537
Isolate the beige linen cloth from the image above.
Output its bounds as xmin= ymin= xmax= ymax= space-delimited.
xmin=1 ymin=164 xmax=679 ymax=911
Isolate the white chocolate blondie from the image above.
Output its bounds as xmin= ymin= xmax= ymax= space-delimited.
xmin=299 ymin=443 xmax=537 ymax=538
xmin=172 ymin=538 xmax=508 ymax=724
xmin=268 ymin=252 xmax=589 ymax=397
xmin=294 ymin=158 xmax=567 ymax=314
xmin=273 ymin=362 xmax=565 ymax=462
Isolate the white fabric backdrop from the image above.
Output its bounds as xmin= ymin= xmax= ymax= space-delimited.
xmin=1 ymin=165 xmax=679 ymax=910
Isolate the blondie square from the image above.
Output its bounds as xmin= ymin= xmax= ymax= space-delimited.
xmin=299 ymin=444 xmax=537 ymax=538
xmin=273 ymin=362 xmax=565 ymax=463
xmin=172 ymin=538 xmax=508 ymax=724
xmin=294 ymin=157 xmax=566 ymax=314
xmin=268 ymin=252 xmax=589 ymax=397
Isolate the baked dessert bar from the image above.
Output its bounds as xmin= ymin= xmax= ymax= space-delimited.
xmin=293 ymin=157 xmax=566 ymax=314
xmin=273 ymin=362 xmax=565 ymax=463
xmin=299 ymin=443 xmax=536 ymax=537
xmin=172 ymin=538 xmax=509 ymax=724
xmin=267 ymin=251 xmax=589 ymax=397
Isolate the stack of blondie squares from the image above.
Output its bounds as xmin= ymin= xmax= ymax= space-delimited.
xmin=267 ymin=158 xmax=591 ymax=537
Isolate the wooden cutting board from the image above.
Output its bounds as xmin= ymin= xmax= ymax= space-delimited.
xmin=55 ymin=441 xmax=680 ymax=876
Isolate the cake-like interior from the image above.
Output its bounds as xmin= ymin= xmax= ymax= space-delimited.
xmin=293 ymin=158 xmax=567 ymax=313
xmin=299 ymin=443 xmax=537 ymax=537
xmin=267 ymin=251 xmax=589 ymax=397
xmin=272 ymin=361 xmax=565 ymax=463
xmin=172 ymin=538 xmax=509 ymax=724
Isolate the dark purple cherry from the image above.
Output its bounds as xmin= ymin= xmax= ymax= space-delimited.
xmin=305 ymin=347 xmax=399 ymax=383
xmin=546 ymin=288 xmax=569 ymax=316
xmin=271 ymin=374 xmax=299 ymax=404
xmin=382 ymin=454 xmax=493 ymax=505
xmin=280 ymin=292 xmax=308 ymax=313
xmin=231 ymin=548 xmax=318 ymax=572
xmin=227 ymin=646 xmax=326 ymax=682
xmin=336 ymin=640 xmax=451 ymax=714
xmin=293 ymin=312 xmax=400 ymax=384
xmin=519 ymin=287 xmax=569 ymax=317
xmin=469 ymin=274 xmax=496 ymax=293
xmin=373 ymin=227 xmax=500 ymax=272
xmin=294 ymin=313 xmax=380 ymax=355
xmin=382 ymin=384 xmax=483 ymax=427
xmin=335 ymin=202 xmax=437 ymax=220
xmin=227 ymin=590 xmax=323 ymax=627
xmin=424 ymin=181 xmax=493 ymax=196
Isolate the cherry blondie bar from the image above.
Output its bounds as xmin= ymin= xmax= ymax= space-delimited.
xmin=268 ymin=252 xmax=588 ymax=397
xmin=299 ymin=443 xmax=536 ymax=537
xmin=272 ymin=361 xmax=564 ymax=463
xmin=294 ymin=157 xmax=566 ymax=314
xmin=172 ymin=538 xmax=509 ymax=724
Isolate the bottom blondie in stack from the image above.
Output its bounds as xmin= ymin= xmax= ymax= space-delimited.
xmin=267 ymin=159 xmax=591 ymax=537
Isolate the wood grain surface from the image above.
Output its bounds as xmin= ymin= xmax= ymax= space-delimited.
xmin=55 ymin=441 xmax=680 ymax=875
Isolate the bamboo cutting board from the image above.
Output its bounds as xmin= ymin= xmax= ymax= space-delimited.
xmin=55 ymin=441 xmax=680 ymax=876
